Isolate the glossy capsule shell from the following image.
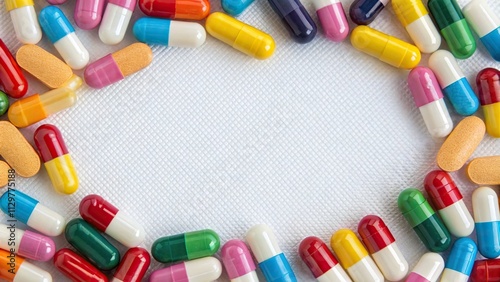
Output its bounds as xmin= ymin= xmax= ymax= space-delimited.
xmin=99 ymin=0 xmax=136 ymax=45
xmin=398 ymin=188 xmax=451 ymax=252
xmin=299 ymin=236 xmax=352 ymax=282
xmin=74 ymin=0 xmax=105 ymax=30
xmin=406 ymin=252 xmax=444 ymax=282
xmin=112 ymin=247 xmax=151 ymax=282
xmin=0 ymin=39 xmax=28 ymax=98
xmin=441 ymin=238 xmax=478 ymax=282
xmin=428 ymin=50 xmax=479 ymax=116
xmin=472 ymin=187 xmax=500 ymax=259
xmin=358 ymin=215 xmax=408 ymax=282
xmin=47 ymin=0 xmax=67 ymax=4
xmin=349 ymin=0 xmax=389 ymax=25
xmin=0 ymin=91 xmax=8 ymax=116
xmin=463 ymin=0 xmax=500 ymax=61
xmin=149 ymin=257 xmax=222 ymax=282
xmin=221 ymin=240 xmax=259 ymax=282
xmin=138 ymin=0 xmax=210 ymax=20
xmin=471 ymin=259 xmax=500 ymax=282
xmin=54 ymin=248 xmax=108 ymax=282
xmin=222 ymin=0 xmax=255 ymax=16
xmin=350 ymin=26 xmax=421 ymax=69
xmin=133 ymin=17 xmax=206 ymax=48
xmin=0 ymin=190 xmax=66 ymax=237
xmin=476 ymin=68 xmax=500 ymax=138
xmin=6 ymin=0 xmax=42 ymax=44
xmin=0 ymin=223 xmax=55 ymax=261
xmin=205 ymin=12 xmax=275 ymax=60
xmin=313 ymin=0 xmax=349 ymax=42
xmin=268 ymin=0 xmax=317 ymax=43
xmin=0 ymin=249 xmax=52 ymax=282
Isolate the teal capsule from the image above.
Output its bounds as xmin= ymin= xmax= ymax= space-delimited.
xmin=152 ymin=229 xmax=220 ymax=263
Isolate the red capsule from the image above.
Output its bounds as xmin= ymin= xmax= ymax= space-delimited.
xmin=299 ymin=236 xmax=351 ymax=280
xmin=54 ymin=248 xmax=108 ymax=282
xmin=113 ymin=247 xmax=151 ymax=282
xmin=0 ymin=39 xmax=27 ymax=98
xmin=34 ymin=124 xmax=69 ymax=163
xmin=471 ymin=259 xmax=500 ymax=282
xmin=358 ymin=215 xmax=395 ymax=254
xmin=424 ymin=170 xmax=462 ymax=209
xmin=138 ymin=0 xmax=210 ymax=20
xmin=477 ymin=68 xmax=500 ymax=106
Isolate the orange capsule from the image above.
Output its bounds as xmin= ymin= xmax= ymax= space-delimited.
xmin=139 ymin=0 xmax=210 ymax=20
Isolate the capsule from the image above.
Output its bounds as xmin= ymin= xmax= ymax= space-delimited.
xmin=398 ymin=188 xmax=451 ymax=252
xmin=47 ymin=0 xmax=66 ymax=4
xmin=0 ymin=223 xmax=55 ymax=261
xmin=65 ymin=218 xmax=120 ymax=270
xmin=205 ymin=12 xmax=275 ymax=60
xmin=0 ymin=249 xmax=52 ymax=282
xmin=79 ymin=194 xmax=145 ymax=248
xmin=424 ymin=170 xmax=474 ymax=237
xmin=133 ymin=17 xmax=206 ymax=48
xmin=477 ymin=68 xmax=500 ymax=138
xmin=246 ymin=224 xmax=297 ymax=282
xmin=330 ymin=229 xmax=384 ymax=282
xmin=39 ymin=6 xmax=90 ymax=70
xmin=0 ymin=39 xmax=28 ymax=98
xmin=392 ymin=0 xmax=441 ymax=53
xmin=99 ymin=0 xmax=136 ymax=45
xmin=0 ymin=190 xmax=66 ymax=237
xmin=350 ymin=26 xmax=421 ymax=69
xmin=0 ymin=91 xmax=8 ymax=115
xmin=138 ymin=0 xmax=210 ymax=20
xmin=428 ymin=0 xmax=475 ymax=58
xmin=358 ymin=215 xmax=408 ymax=281
xmin=463 ymin=0 xmax=500 ymax=61
xmin=471 ymin=259 xmax=500 ymax=282
xmin=152 ymin=229 xmax=220 ymax=263
xmin=6 ymin=0 xmax=42 ymax=44
xmin=221 ymin=239 xmax=259 ymax=282
xmin=84 ymin=43 xmax=153 ymax=89
xmin=472 ymin=187 xmax=500 ymax=259
xmin=313 ymin=0 xmax=349 ymax=42
xmin=349 ymin=0 xmax=389 ymax=25
xmin=428 ymin=50 xmax=479 ymax=116
xmin=54 ymin=249 xmax=108 ymax=282
xmin=149 ymin=257 xmax=222 ymax=282
xmin=408 ymin=67 xmax=453 ymax=138
xmin=299 ymin=236 xmax=352 ymax=282
xmin=441 ymin=238 xmax=478 ymax=282
xmin=74 ymin=0 xmax=105 ymax=30
xmin=112 ymin=247 xmax=151 ymax=282
xmin=406 ymin=252 xmax=444 ymax=282
xmin=268 ymin=0 xmax=317 ymax=43
xmin=8 ymin=75 xmax=81 ymax=128
xmin=222 ymin=0 xmax=255 ymax=16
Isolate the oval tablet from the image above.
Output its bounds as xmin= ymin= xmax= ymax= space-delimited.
xmin=467 ymin=156 xmax=500 ymax=185
xmin=437 ymin=116 xmax=485 ymax=172
xmin=0 ymin=121 xmax=40 ymax=177
xmin=0 ymin=161 xmax=10 ymax=187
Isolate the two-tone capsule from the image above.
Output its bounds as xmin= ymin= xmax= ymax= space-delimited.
xmin=463 ymin=0 xmax=500 ymax=61
xmin=54 ymin=249 xmax=108 ymax=282
xmin=312 ymin=0 xmax=349 ymax=42
xmin=112 ymin=247 xmax=151 ymax=282
xmin=74 ymin=0 xmax=105 ymax=30
xmin=0 ymin=39 xmax=28 ymax=98
xmin=99 ymin=0 xmax=137 ymax=45
xmin=222 ymin=0 xmax=255 ymax=16
xmin=149 ymin=257 xmax=223 ymax=282
xmin=6 ymin=0 xmax=42 ymax=44
xmin=0 ymin=249 xmax=52 ymax=282
xmin=349 ymin=0 xmax=389 ymax=25
xmin=406 ymin=252 xmax=444 ymax=282
xmin=0 ymin=223 xmax=55 ymax=261
xmin=133 ymin=17 xmax=206 ymax=48
xmin=441 ymin=238 xmax=478 ymax=282
xmin=471 ymin=259 xmax=500 ymax=282
xmin=138 ymin=0 xmax=210 ymax=20
xmin=268 ymin=0 xmax=317 ymax=43
xmin=476 ymin=68 xmax=500 ymax=138
xmin=221 ymin=239 xmax=259 ymax=282
xmin=472 ymin=186 xmax=500 ymax=259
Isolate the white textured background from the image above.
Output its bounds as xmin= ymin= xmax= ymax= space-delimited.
xmin=1 ymin=0 xmax=500 ymax=281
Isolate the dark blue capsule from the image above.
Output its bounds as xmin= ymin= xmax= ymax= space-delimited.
xmin=349 ymin=0 xmax=388 ymax=25
xmin=268 ymin=0 xmax=317 ymax=43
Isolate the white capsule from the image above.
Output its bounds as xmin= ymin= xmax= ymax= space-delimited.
xmin=99 ymin=0 xmax=136 ymax=45
xmin=149 ymin=257 xmax=222 ymax=282
xmin=371 ymin=244 xmax=408 ymax=281
xmin=7 ymin=3 xmax=42 ymax=44
xmin=407 ymin=252 xmax=444 ymax=282
xmin=472 ymin=187 xmax=500 ymax=259
xmin=317 ymin=265 xmax=352 ymax=282
xmin=405 ymin=15 xmax=441 ymax=53
xmin=133 ymin=18 xmax=206 ymax=48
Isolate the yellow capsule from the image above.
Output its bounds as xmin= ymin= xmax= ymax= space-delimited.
xmin=6 ymin=0 xmax=34 ymax=11
xmin=205 ymin=12 xmax=275 ymax=60
xmin=392 ymin=0 xmax=427 ymax=27
xmin=350 ymin=25 xmax=421 ymax=69
xmin=483 ymin=103 xmax=500 ymax=137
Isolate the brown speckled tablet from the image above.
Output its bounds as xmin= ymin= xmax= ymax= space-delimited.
xmin=467 ymin=156 xmax=500 ymax=184
xmin=0 ymin=161 xmax=10 ymax=188
xmin=437 ymin=116 xmax=485 ymax=172
xmin=0 ymin=121 xmax=40 ymax=177
xmin=111 ymin=43 xmax=153 ymax=77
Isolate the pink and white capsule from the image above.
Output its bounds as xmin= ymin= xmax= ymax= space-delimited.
xmin=406 ymin=252 xmax=444 ymax=282
xmin=0 ymin=223 xmax=55 ymax=261
xmin=312 ymin=0 xmax=349 ymax=42
xmin=221 ymin=240 xmax=259 ymax=282
xmin=74 ymin=0 xmax=106 ymax=30
xmin=149 ymin=257 xmax=223 ymax=282
xmin=99 ymin=0 xmax=137 ymax=45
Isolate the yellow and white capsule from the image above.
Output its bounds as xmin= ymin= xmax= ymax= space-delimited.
xmin=5 ymin=0 xmax=42 ymax=44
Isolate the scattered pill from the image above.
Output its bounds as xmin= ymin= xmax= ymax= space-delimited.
xmin=0 ymin=161 xmax=9 ymax=187
xmin=149 ymin=257 xmax=223 ymax=282
xmin=0 ymin=223 xmax=55 ymax=261
xmin=268 ymin=0 xmax=317 ymax=43
xmin=0 ymin=249 xmax=52 ymax=282
xmin=472 ymin=186 xmax=500 ymax=259
xmin=350 ymin=26 xmax=421 ymax=69
xmin=463 ymin=0 xmax=500 ymax=61
xmin=221 ymin=239 xmax=260 ymax=282
xmin=99 ymin=0 xmax=137 ymax=45
xmin=0 ymin=39 xmax=27 ymax=98
xmin=313 ymin=0 xmax=349 ymax=42
xmin=112 ymin=247 xmax=151 ymax=282
xmin=467 ymin=156 xmax=500 ymax=185
xmin=222 ymin=0 xmax=255 ymax=16
xmin=134 ymin=17 xmax=206 ymax=48
xmin=138 ymin=0 xmax=210 ymax=20
xmin=0 ymin=121 xmax=40 ymax=177
xmin=406 ymin=252 xmax=444 ymax=282
xmin=0 ymin=91 xmax=9 ymax=115
xmin=74 ymin=0 xmax=105 ymax=30
xmin=79 ymin=194 xmax=146 ymax=248
xmin=476 ymin=67 xmax=500 ymax=137
xmin=441 ymin=238 xmax=477 ymax=282
xmin=54 ymin=248 xmax=108 ymax=282
xmin=6 ymin=0 xmax=42 ymax=44
xmin=349 ymin=0 xmax=388 ymax=25
xmin=470 ymin=259 xmax=500 ymax=282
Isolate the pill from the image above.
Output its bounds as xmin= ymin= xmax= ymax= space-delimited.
xmin=74 ymin=0 xmax=105 ymax=30
xmin=0 ymin=161 xmax=9 ymax=187
xmin=0 ymin=39 xmax=27 ymax=98
xmin=34 ymin=124 xmax=78 ymax=195
xmin=54 ymin=248 xmax=108 ymax=282
xmin=246 ymin=224 xmax=297 ymax=281
xmin=149 ymin=257 xmax=223 ymax=282
xmin=133 ymin=17 xmax=206 ymax=48
xmin=472 ymin=187 xmax=500 ymax=259
xmin=99 ymin=0 xmax=136 ymax=45
xmin=330 ymin=229 xmax=384 ymax=282
xmin=0 ymin=121 xmax=40 ymax=177
xmin=0 ymin=223 xmax=55 ymax=261
xmin=16 ymin=45 xmax=73 ymax=89
xmin=205 ymin=12 xmax=275 ymax=60
xmin=0 ymin=190 xmax=66 ymax=236
xmin=112 ymin=247 xmax=150 ymax=282
xmin=0 ymin=91 xmax=9 ymax=115
xmin=299 ymin=236 xmax=352 ymax=282
xmin=358 ymin=215 xmax=409 ymax=282
xmin=408 ymin=67 xmax=453 ymax=138
xmin=221 ymin=239 xmax=260 ymax=282
xmin=39 ymin=6 xmax=90 ymax=70
xmin=84 ymin=43 xmax=153 ymax=89
xmin=268 ymin=0 xmax=317 ymax=43
xmin=476 ymin=68 xmax=500 ymax=137
xmin=406 ymin=252 xmax=444 ymax=282
xmin=428 ymin=50 xmax=479 ymax=116
xmin=138 ymin=0 xmax=210 ymax=20
xmin=6 ymin=0 xmax=42 ymax=44
xmin=79 ymin=194 xmax=146 ymax=248
xmin=152 ymin=229 xmax=220 ymax=263
xmin=424 ymin=170 xmax=474 ymax=237
xmin=467 ymin=156 xmax=500 ymax=185
xmin=349 ymin=0 xmax=388 ymax=25
xmin=222 ymin=0 xmax=255 ymax=16
xmin=47 ymin=0 xmax=66 ymax=4
xmin=350 ymin=26 xmax=421 ymax=69
xmin=8 ymin=75 xmax=81 ymax=128
xmin=470 ymin=259 xmax=500 ymax=282
xmin=0 ymin=249 xmax=52 ymax=282
xmin=441 ymin=238 xmax=477 ymax=282
xmin=313 ymin=0 xmax=349 ymax=42
xmin=463 ymin=0 xmax=500 ymax=61
xmin=398 ymin=188 xmax=451 ymax=252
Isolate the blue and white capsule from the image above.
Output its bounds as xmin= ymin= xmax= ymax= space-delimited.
xmin=428 ymin=50 xmax=479 ymax=116
xmin=472 ymin=187 xmax=500 ymax=259
xmin=463 ymin=0 xmax=500 ymax=61
xmin=246 ymin=224 xmax=297 ymax=282
xmin=222 ymin=0 xmax=255 ymax=16
xmin=39 ymin=6 xmax=90 ymax=70
xmin=133 ymin=18 xmax=206 ymax=48
xmin=0 ymin=190 xmax=66 ymax=237
xmin=441 ymin=238 xmax=478 ymax=282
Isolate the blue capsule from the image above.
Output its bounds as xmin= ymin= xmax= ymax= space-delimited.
xmin=133 ymin=18 xmax=206 ymax=48
xmin=441 ymin=238 xmax=477 ymax=282
xmin=268 ymin=0 xmax=317 ymax=43
xmin=349 ymin=0 xmax=389 ymax=25
xmin=222 ymin=0 xmax=255 ymax=16
xmin=472 ymin=187 xmax=500 ymax=259
xmin=463 ymin=0 xmax=500 ymax=61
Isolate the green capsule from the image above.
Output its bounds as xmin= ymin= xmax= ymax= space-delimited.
xmin=152 ymin=229 xmax=220 ymax=263
xmin=0 ymin=91 xmax=8 ymax=116
xmin=65 ymin=218 xmax=120 ymax=270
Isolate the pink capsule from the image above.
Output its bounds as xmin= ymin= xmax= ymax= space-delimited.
xmin=47 ymin=0 xmax=67 ymax=4
xmin=74 ymin=0 xmax=106 ymax=30
xmin=221 ymin=240 xmax=259 ymax=282
xmin=312 ymin=0 xmax=349 ymax=42
xmin=0 ymin=223 xmax=55 ymax=261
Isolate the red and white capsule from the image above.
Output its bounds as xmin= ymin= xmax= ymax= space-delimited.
xmin=54 ymin=248 xmax=107 ymax=282
xmin=112 ymin=247 xmax=151 ymax=282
